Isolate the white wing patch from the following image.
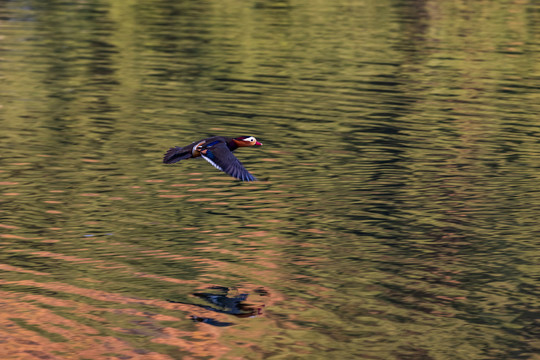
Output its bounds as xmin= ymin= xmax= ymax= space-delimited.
xmin=201 ymin=153 xmax=223 ymax=171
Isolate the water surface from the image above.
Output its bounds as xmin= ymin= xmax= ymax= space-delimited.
xmin=1 ymin=0 xmax=539 ymax=359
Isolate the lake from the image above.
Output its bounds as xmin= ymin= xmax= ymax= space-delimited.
xmin=1 ymin=0 xmax=539 ymax=359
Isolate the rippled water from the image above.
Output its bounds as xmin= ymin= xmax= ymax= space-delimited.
xmin=1 ymin=1 xmax=539 ymax=359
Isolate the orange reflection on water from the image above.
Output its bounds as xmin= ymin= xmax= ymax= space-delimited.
xmin=0 ymin=291 xmax=175 ymax=360
xmin=30 ymin=251 xmax=104 ymax=264
xmin=0 ymin=264 xmax=50 ymax=276
xmin=0 ymin=279 xmax=242 ymax=358
xmin=134 ymin=272 xmax=198 ymax=285
xmin=239 ymin=231 xmax=270 ymax=238
xmin=188 ymin=188 xmax=223 ymax=192
xmin=151 ymin=327 xmax=230 ymax=359
xmin=1 ymin=234 xmax=34 ymax=240
xmin=299 ymin=228 xmax=325 ymax=234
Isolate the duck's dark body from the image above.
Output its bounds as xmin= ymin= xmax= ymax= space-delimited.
xmin=163 ymin=135 xmax=262 ymax=182
xmin=163 ymin=136 xmax=236 ymax=164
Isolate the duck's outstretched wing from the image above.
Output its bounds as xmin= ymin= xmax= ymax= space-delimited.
xmin=201 ymin=142 xmax=257 ymax=181
xmin=163 ymin=146 xmax=192 ymax=164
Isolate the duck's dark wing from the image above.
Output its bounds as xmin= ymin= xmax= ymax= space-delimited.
xmin=201 ymin=142 xmax=257 ymax=181
xmin=163 ymin=146 xmax=192 ymax=164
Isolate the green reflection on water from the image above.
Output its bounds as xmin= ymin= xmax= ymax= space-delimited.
xmin=1 ymin=0 xmax=539 ymax=359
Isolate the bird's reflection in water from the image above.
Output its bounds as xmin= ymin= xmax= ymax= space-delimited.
xmin=168 ymin=286 xmax=267 ymax=327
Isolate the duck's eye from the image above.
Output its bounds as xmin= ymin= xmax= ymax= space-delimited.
xmin=244 ymin=137 xmax=255 ymax=142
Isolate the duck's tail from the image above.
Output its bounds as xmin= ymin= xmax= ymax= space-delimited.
xmin=163 ymin=146 xmax=191 ymax=164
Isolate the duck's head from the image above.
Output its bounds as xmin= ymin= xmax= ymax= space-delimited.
xmin=233 ymin=136 xmax=263 ymax=147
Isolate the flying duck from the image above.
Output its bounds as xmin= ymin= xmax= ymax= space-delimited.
xmin=163 ymin=136 xmax=262 ymax=181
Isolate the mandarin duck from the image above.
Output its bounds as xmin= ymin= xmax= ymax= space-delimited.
xmin=163 ymin=136 xmax=262 ymax=181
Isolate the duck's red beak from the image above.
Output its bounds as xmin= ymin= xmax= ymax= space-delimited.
xmin=255 ymin=141 xmax=263 ymax=146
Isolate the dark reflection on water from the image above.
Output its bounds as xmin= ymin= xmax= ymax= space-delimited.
xmin=168 ymin=285 xmax=266 ymax=327
xmin=1 ymin=0 xmax=540 ymax=359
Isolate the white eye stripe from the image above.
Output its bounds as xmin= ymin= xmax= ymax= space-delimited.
xmin=244 ymin=136 xmax=255 ymax=142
